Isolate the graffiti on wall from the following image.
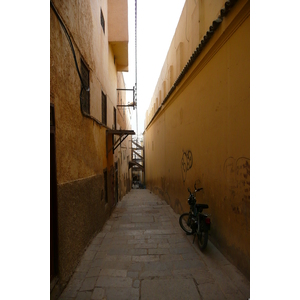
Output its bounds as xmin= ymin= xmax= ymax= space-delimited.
xmin=223 ymin=156 xmax=250 ymax=202
xmin=181 ymin=150 xmax=193 ymax=183
xmin=223 ymin=156 xmax=250 ymax=231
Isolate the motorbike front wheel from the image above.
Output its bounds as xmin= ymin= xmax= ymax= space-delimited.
xmin=179 ymin=213 xmax=193 ymax=234
xmin=197 ymin=219 xmax=208 ymax=251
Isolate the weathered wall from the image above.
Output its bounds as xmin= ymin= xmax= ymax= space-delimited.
xmin=144 ymin=0 xmax=250 ymax=279
xmin=50 ymin=0 xmax=129 ymax=286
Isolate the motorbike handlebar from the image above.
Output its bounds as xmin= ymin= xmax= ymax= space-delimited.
xmin=188 ymin=187 xmax=203 ymax=194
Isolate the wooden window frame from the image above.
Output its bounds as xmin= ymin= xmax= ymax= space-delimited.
xmin=102 ymin=91 xmax=107 ymax=125
xmin=100 ymin=8 xmax=105 ymax=34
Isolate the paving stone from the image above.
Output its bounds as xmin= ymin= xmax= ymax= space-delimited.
xmin=59 ymin=190 xmax=249 ymax=300
xmin=105 ymin=287 xmax=139 ymax=300
xmin=172 ymin=269 xmax=195 ymax=277
xmin=169 ymin=247 xmax=195 ymax=254
xmin=75 ymin=291 xmax=93 ymax=300
xmin=147 ymin=238 xmax=169 ymax=244
xmin=72 ymin=272 xmax=88 ymax=280
xmin=127 ymin=270 xmax=138 ymax=278
xmin=99 ymin=269 xmax=127 ymax=277
xmin=119 ymin=224 xmax=136 ymax=229
xmin=76 ymin=260 xmax=93 ymax=273
xmin=134 ymin=243 xmax=157 ymax=249
xmin=192 ymin=270 xmax=215 ymax=285
xmin=222 ymin=264 xmax=250 ymax=297
xmin=115 ymin=230 xmax=145 ymax=236
xmin=143 ymin=261 xmax=173 ymax=272
xmin=91 ymin=237 xmax=104 ymax=245
xmin=197 ymin=282 xmax=226 ymax=300
xmin=86 ymin=266 xmax=101 ymax=278
xmin=132 ymin=255 xmax=160 ymax=262
xmin=134 ymin=235 xmax=151 ymax=239
xmin=157 ymin=243 xmax=170 ymax=248
xmin=141 ymin=278 xmax=200 ymax=300
xmin=128 ymin=239 xmax=146 ymax=244
xmin=139 ymin=270 xmax=172 ymax=278
xmin=172 ymin=259 xmax=206 ymax=271
xmin=128 ymin=262 xmax=143 ymax=271
xmin=104 ymin=238 xmax=128 ymax=245
xmin=80 ymin=277 xmax=97 ymax=291
xmin=107 ymin=247 xmax=130 ymax=255
xmin=181 ymin=252 xmax=201 ymax=260
xmin=59 ymin=278 xmax=83 ymax=298
xmin=132 ymin=216 xmax=154 ymax=223
xmin=148 ymin=248 xmax=170 ymax=255
xmin=128 ymin=248 xmax=147 ymax=255
xmin=159 ymin=254 xmax=183 ymax=261
xmin=101 ymin=260 xmax=132 ymax=270
xmin=149 ymin=234 xmax=172 ymax=239
xmin=96 ymin=232 xmax=106 ymax=238
xmin=95 ymin=276 xmax=132 ymax=288
xmin=104 ymin=255 xmax=132 ymax=262
xmin=168 ymin=237 xmax=187 ymax=243
xmin=91 ymin=259 xmax=104 ymax=268
xmin=169 ymin=241 xmax=190 ymax=248
xmin=91 ymin=288 xmax=105 ymax=300
xmin=133 ymin=279 xmax=140 ymax=288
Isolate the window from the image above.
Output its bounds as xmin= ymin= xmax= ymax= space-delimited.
xmin=102 ymin=92 xmax=107 ymax=125
xmin=80 ymin=59 xmax=90 ymax=114
xmin=100 ymin=8 xmax=105 ymax=34
xmin=113 ymin=107 xmax=116 ymax=129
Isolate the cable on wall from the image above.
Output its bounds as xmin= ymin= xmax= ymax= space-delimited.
xmin=135 ymin=0 xmax=138 ymax=138
xmin=50 ymin=1 xmax=89 ymax=92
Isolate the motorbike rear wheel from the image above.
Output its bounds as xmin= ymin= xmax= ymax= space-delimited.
xmin=179 ymin=213 xmax=193 ymax=234
xmin=197 ymin=219 xmax=208 ymax=251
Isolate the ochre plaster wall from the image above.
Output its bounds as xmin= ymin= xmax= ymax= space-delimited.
xmin=144 ymin=0 xmax=250 ymax=279
xmin=50 ymin=0 xmax=129 ymax=285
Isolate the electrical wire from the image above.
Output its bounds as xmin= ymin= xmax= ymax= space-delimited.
xmin=135 ymin=0 xmax=138 ymax=138
xmin=50 ymin=1 xmax=89 ymax=92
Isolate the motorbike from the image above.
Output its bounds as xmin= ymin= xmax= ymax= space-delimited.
xmin=179 ymin=183 xmax=211 ymax=251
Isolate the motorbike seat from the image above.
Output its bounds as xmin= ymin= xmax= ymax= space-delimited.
xmin=196 ymin=204 xmax=209 ymax=210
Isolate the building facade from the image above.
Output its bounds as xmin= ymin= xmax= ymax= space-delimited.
xmin=50 ymin=0 xmax=133 ymax=295
xmin=144 ymin=0 xmax=250 ymax=278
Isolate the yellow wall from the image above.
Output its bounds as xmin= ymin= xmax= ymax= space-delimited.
xmin=144 ymin=0 xmax=250 ymax=278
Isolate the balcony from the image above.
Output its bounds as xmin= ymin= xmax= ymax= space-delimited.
xmin=108 ymin=0 xmax=129 ymax=71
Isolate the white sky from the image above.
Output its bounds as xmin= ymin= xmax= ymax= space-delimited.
xmin=123 ymin=0 xmax=185 ymax=136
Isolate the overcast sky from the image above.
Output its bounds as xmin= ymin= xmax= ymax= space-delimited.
xmin=123 ymin=0 xmax=185 ymax=136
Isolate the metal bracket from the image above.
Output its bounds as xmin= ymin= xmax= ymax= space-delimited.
xmin=106 ymin=129 xmax=135 ymax=156
xmin=116 ymin=87 xmax=136 ymax=109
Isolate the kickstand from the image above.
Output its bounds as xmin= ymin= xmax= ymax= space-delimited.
xmin=193 ymin=233 xmax=196 ymax=244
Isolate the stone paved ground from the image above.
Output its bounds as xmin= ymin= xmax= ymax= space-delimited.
xmin=58 ymin=189 xmax=250 ymax=300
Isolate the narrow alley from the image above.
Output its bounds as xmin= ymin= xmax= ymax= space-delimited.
xmin=58 ymin=189 xmax=250 ymax=300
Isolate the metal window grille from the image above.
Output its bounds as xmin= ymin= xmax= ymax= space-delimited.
xmin=102 ymin=92 xmax=107 ymax=125
xmin=100 ymin=9 xmax=105 ymax=34
xmin=80 ymin=59 xmax=90 ymax=114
